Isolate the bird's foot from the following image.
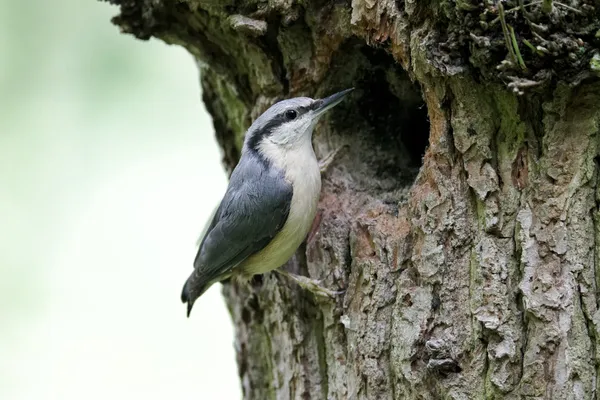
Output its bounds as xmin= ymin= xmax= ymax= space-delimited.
xmin=319 ymin=145 xmax=348 ymax=174
xmin=276 ymin=270 xmax=344 ymax=298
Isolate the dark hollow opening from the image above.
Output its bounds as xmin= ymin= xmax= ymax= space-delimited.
xmin=355 ymin=58 xmax=430 ymax=169
xmin=326 ymin=42 xmax=430 ymax=194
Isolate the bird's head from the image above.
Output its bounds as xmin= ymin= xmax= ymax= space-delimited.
xmin=244 ymin=88 xmax=353 ymax=153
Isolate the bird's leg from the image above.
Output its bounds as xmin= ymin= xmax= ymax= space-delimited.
xmin=276 ymin=269 xmax=344 ymax=298
xmin=319 ymin=145 xmax=348 ymax=174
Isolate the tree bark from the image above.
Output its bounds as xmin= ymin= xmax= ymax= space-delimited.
xmin=104 ymin=0 xmax=600 ymax=398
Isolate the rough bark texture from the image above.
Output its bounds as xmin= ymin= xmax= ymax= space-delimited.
xmin=104 ymin=0 xmax=600 ymax=398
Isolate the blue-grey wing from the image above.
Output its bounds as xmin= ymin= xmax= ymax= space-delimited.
xmin=182 ymin=153 xmax=292 ymax=306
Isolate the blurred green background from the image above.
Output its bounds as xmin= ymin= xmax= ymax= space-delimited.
xmin=0 ymin=1 xmax=240 ymax=399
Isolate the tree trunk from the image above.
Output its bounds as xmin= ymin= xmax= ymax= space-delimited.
xmin=104 ymin=0 xmax=600 ymax=398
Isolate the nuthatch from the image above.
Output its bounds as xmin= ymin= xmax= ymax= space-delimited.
xmin=181 ymin=88 xmax=353 ymax=316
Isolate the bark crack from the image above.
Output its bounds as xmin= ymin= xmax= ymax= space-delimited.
xmin=513 ymin=193 xmax=529 ymax=396
xmin=314 ymin=309 xmax=329 ymax=400
xmin=577 ymin=278 xmax=597 ymax=369
xmin=262 ymin=13 xmax=289 ymax=95
xmin=481 ymin=324 xmax=490 ymax=399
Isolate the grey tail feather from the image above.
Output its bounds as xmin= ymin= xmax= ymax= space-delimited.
xmin=181 ymin=275 xmax=208 ymax=318
xmin=186 ymin=300 xmax=195 ymax=318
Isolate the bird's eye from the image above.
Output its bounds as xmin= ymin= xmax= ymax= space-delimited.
xmin=285 ymin=109 xmax=298 ymax=120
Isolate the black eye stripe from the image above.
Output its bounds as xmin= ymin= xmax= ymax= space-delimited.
xmin=246 ymin=114 xmax=287 ymax=150
xmin=246 ymin=103 xmax=312 ymax=151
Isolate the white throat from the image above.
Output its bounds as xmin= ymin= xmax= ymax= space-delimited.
xmin=257 ymin=135 xmax=318 ymax=183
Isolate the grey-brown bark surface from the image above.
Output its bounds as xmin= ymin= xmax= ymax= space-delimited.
xmin=104 ymin=0 xmax=600 ymax=398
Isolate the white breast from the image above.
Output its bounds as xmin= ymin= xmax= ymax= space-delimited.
xmin=239 ymin=141 xmax=321 ymax=277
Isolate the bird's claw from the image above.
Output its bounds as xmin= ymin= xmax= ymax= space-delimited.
xmin=276 ymin=270 xmax=343 ymax=298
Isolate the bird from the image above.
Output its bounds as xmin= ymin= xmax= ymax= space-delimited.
xmin=181 ymin=88 xmax=353 ymax=316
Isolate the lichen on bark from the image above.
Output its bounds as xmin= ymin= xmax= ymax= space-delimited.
xmin=104 ymin=0 xmax=600 ymax=398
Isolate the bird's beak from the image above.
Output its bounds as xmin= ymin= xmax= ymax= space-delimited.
xmin=312 ymin=88 xmax=354 ymax=116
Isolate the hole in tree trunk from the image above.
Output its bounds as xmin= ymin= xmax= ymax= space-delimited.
xmin=324 ymin=41 xmax=430 ymax=197
xmin=355 ymin=46 xmax=430 ymax=170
